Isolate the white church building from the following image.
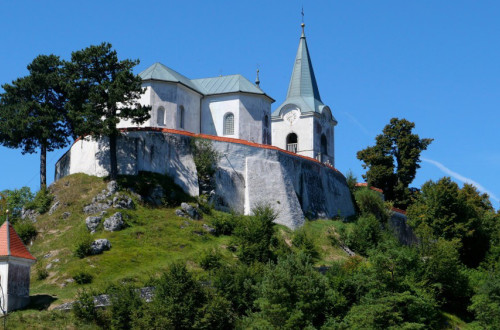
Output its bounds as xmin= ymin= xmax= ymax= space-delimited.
xmin=118 ymin=22 xmax=337 ymax=166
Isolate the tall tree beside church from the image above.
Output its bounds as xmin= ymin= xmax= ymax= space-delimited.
xmin=65 ymin=43 xmax=151 ymax=180
xmin=0 ymin=55 xmax=69 ymax=187
xmin=357 ymin=118 xmax=432 ymax=208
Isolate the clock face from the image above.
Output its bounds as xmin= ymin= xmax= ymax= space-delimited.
xmin=283 ymin=106 xmax=300 ymax=126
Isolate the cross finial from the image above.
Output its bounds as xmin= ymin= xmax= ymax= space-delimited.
xmin=255 ymin=69 xmax=260 ymax=87
xmin=301 ymin=7 xmax=305 ymax=35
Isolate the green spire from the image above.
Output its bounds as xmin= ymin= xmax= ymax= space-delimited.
xmin=287 ymin=22 xmax=322 ymax=102
xmin=273 ymin=23 xmax=326 ymax=116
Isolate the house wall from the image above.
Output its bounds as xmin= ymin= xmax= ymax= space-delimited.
xmin=55 ymin=129 xmax=355 ymax=229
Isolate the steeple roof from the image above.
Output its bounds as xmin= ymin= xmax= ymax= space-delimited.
xmin=0 ymin=221 xmax=36 ymax=260
xmin=272 ymin=23 xmax=328 ymax=116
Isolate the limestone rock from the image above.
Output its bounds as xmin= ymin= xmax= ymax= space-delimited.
xmin=62 ymin=212 xmax=71 ymax=219
xmin=92 ymin=190 xmax=108 ymax=203
xmin=202 ymin=224 xmax=216 ymax=234
xmin=86 ymin=216 xmax=102 ymax=233
xmin=83 ymin=203 xmax=110 ymax=214
xmin=113 ymin=195 xmax=134 ymax=209
xmin=181 ymin=203 xmax=200 ymax=220
xmin=103 ymin=212 xmax=124 ymax=232
xmin=48 ymin=200 xmax=60 ymax=215
xmin=107 ymin=180 xmax=118 ymax=194
xmin=90 ymin=239 xmax=111 ymax=255
xmin=21 ymin=207 xmax=39 ymax=222
xmin=175 ymin=209 xmax=187 ymax=218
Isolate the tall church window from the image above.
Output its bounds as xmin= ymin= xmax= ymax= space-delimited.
xmin=179 ymin=105 xmax=185 ymax=129
xmin=286 ymin=133 xmax=298 ymax=153
xmin=223 ymin=113 xmax=234 ymax=135
xmin=157 ymin=106 xmax=165 ymax=126
xmin=264 ymin=115 xmax=269 ymax=128
xmin=321 ymin=134 xmax=328 ymax=155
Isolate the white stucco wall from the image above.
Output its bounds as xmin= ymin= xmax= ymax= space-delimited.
xmin=201 ymin=94 xmax=240 ymax=138
xmin=0 ymin=257 xmax=34 ymax=312
xmin=0 ymin=262 xmax=8 ymax=312
xmin=272 ymin=108 xmax=315 ymax=159
xmin=55 ymin=130 xmax=355 ymax=229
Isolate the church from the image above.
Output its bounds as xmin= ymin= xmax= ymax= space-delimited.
xmin=117 ymin=22 xmax=337 ymax=166
xmin=56 ymin=23 xmax=353 ymax=229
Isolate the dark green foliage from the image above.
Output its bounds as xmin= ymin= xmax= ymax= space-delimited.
xmin=135 ymin=263 xmax=206 ymax=329
xmin=342 ymin=291 xmax=439 ymax=329
xmin=245 ymin=253 xmax=339 ymax=329
xmin=0 ymin=55 xmax=70 ymax=187
xmin=191 ymin=138 xmax=220 ymax=179
xmin=199 ymin=248 xmax=223 ymax=271
xmin=210 ymin=212 xmax=238 ymax=236
xmin=233 ymin=204 xmax=277 ymax=264
xmin=346 ymin=214 xmax=382 ymax=256
xmin=72 ymin=289 xmax=97 ymax=322
xmin=292 ymin=228 xmax=318 ymax=259
xmin=73 ymin=271 xmax=93 ymax=284
xmin=36 ymin=268 xmax=49 ymax=281
xmin=195 ymin=292 xmax=235 ymax=329
xmin=73 ymin=232 xmax=93 ymax=258
xmin=107 ymin=283 xmax=143 ymax=330
xmin=213 ymin=263 xmax=265 ymax=316
xmin=13 ymin=220 xmax=37 ymax=244
xmin=469 ymin=269 xmax=500 ymax=328
xmin=408 ymin=177 xmax=493 ymax=267
xmin=117 ymin=171 xmax=192 ymax=207
xmin=357 ymin=118 xmax=432 ymax=208
xmin=25 ymin=187 xmax=53 ymax=214
xmin=0 ymin=187 xmax=34 ymax=220
xmin=354 ymin=187 xmax=389 ymax=223
xmin=65 ymin=42 xmax=151 ymax=179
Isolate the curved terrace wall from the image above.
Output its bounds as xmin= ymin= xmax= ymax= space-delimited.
xmin=55 ymin=128 xmax=355 ymax=229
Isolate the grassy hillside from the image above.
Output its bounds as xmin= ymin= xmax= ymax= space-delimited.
xmin=11 ymin=173 xmax=349 ymax=317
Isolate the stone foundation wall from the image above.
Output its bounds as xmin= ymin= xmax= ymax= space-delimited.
xmin=55 ymin=129 xmax=355 ymax=229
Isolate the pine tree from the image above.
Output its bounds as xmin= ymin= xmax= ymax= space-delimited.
xmin=0 ymin=55 xmax=69 ymax=187
xmin=65 ymin=43 xmax=151 ymax=180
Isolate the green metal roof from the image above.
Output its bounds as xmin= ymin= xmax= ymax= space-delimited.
xmin=192 ymin=75 xmax=273 ymax=100
xmin=139 ymin=62 xmax=202 ymax=94
xmin=140 ymin=63 xmax=273 ymax=100
xmin=272 ymin=25 xmax=327 ymax=116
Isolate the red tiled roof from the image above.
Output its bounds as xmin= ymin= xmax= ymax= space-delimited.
xmin=0 ymin=221 xmax=36 ymax=260
xmin=392 ymin=207 xmax=407 ymax=215
xmin=355 ymin=182 xmax=383 ymax=193
xmin=73 ymin=127 xmax=342 ymax=174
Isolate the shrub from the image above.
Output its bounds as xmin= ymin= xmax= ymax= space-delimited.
xmin=292 ymin=228 xmax=318 ymax=259
xmin=14 ymin=220 xmax=37 ymax=244
xmin=74 ymin=233 xmax=93 ymax=258
xmin=233 ymin=204 xmax=277 ymax=264
xmin=72 ymin=289 xmax=97 ymax=322
xmin=73 ymin=271 xmax=93 ymax=284
xmin=199 ymin=248 xmax=223 ymax=271
xmin=36 ymin=268 xmax=49 ymax=281
xmin=107 ymin=283 xmax=143 ymax=329
xmin=25 ymin=187 xmax=53 ymax=214
xmin=190 ymin=138 xmax=220 ymax=179
xmin=354 ymin=188 xmax=389 ymax=223
xmin=346 ymin=214 xmax=382 ymax=256
xmin=210 ymin=212 xmax=238 ymax=236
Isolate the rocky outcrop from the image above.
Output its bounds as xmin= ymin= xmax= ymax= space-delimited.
xmin=103 ymin=212 xmax=125 ymax=232
xmin=175 ymin=203 xmax=201 ymax=220
xmin=90 ymin=239 xmax=111 ymax=255
xmin=86 ymin=216 xmax=102 ymax=233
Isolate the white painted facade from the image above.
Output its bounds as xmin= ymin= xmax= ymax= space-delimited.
xmin=0 ymin=257 xmax=34 ymax=312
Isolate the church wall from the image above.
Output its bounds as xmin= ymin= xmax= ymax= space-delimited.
xmin=200 ymin=95 xmax=240 ymax=137
xmin=271 ymin=113 xmax=315 ymax=159
xmin=175 ymin=84 xmax=202 ymax=133
xmin=313 ymin=115 xmax=335 ymax=166
xmin=117 ymin=82 xmax=153 ymax=129
xmin=55 ymin=130 xmax=355 ymax=229
xmin=238 ymin=94 xmax=272 ymax=144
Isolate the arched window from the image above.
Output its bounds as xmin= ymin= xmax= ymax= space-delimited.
xmin=157 ymin=106 xmax=165 ymax=126
xmin=223 ymin=113 xmax=234 ymax=135
xmin=286 ymin=133 xmax=298 ymax=153
xmin=179 ymin=105 xmax=185 ymax=129
xmin=264 ymin=115 xmax=269 ymax=128
xmin=321 ymin=134 xmax=328 ymax=155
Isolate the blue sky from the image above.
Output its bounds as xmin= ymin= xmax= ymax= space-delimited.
xmin=0 ymin=1 xmax=499 ymax=209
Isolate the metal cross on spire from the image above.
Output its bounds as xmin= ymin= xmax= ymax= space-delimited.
xmin=301 ymin=6 xmax=304 ymax=23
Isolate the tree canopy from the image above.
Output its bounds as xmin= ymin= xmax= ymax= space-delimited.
xmin=357 ymin=117 xmax=433 ymax=209
xmin=65 ymin=42 xmax=151 ymax=179
xmin=0 ymin=54 xmax=69 ymax=187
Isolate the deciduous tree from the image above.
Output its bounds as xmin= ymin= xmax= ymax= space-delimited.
xmin=357 ymin=118 xmax=432 ymax=208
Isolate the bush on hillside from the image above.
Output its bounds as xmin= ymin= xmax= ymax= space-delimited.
xmin=73 ymin=271 xmax=93 ymax=284
xmin=14 ymin=220 xmax=37 ymax=244
xmin=292 ymin=228 xmax=318 ymax=260
xmin=354 ymin=188 xmax=389 ymax=223
xmin=210 ymin=212 xmax=238 ymax=236
xmin=25 ymin=187 xmax=54 ymax=214
xmin=199 ymin=248 xmax=223 ymax=271
xmin=346 ymin=214 xmax=382 ymax=256
xmin=74 ymin=232 xmax=93 ymax=258
xmin=190 ymin=138 xmax=220 ymax=180
xmin=72 ymin=289 xmax=97 ymax=322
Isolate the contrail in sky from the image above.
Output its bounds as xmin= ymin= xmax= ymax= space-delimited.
xmin=421 ymin=157 xmax=499 ymax=203
xmin=341 ymin=111 xmax=371 ymax=137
